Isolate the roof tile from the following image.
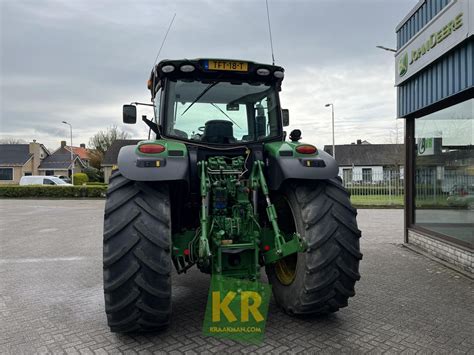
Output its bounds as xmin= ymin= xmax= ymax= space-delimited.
xmin=0 ymin=144 xmax=32 ymax=165
xmin=102 ymin=139 xmax=142 ymax=165
xmin=323 ymin=144 xmax=404 ymax=166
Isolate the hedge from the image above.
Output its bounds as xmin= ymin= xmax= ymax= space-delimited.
xmin=85 ymin=182 xmax=108 ymax=186
xmin=73 ymin=173 xmax=89 ymax=185
xmin=0 ymin=185 xmax=107 ymax=198
xmin=83 ymin=166 xmax=102 ymax=182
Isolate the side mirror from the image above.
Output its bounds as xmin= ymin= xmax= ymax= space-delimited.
xmin=282 ymin=109 xmax=290 ymax=127
xmin=123 ymin=105 xmax=137 ymax=124
xmin=289 ymin=129 xmax=302 ymax=142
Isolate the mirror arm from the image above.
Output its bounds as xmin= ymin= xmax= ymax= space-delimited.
xmin=131 ymin=102 xmax=155 ymax=107
xmin=142 ymin=116 xmax=161 ymax=138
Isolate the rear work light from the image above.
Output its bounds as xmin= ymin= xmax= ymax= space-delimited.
xmin=296 ymin=145 xmax=317 ymax=154
xmin=161 ymin=65 xmax=175 ymax=73
xmin=138 ymin=144 xmax=166 ymax=154
xmin=180 ymin=64 xmax=195 ymax=72
xmin=273 ymin=70 xmax=284 ymax=79
xmin=257 ymin=68 xmax=270 ymax=76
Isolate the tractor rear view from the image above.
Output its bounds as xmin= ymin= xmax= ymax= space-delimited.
xmin=103 ymin=59 xmax=362 ymax=332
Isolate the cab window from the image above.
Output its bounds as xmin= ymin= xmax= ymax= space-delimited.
xmin=164 ymin=80 xmax=280 ymax=144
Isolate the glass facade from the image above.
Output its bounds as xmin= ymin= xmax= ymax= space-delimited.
xmin=414 ymin=99 xmax=474 ymax=248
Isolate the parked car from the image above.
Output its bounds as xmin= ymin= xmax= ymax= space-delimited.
xmin=447 ymin=184 xmax=474 ymax=209
xmin=56 ymin=175 xmax=72 ymax=183
xmin=19 ymin=176 xmax=73 ymax=186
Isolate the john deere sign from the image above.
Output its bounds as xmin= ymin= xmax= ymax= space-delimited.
xmin=395 ymin=0 xmax=472 ymax=85
xmin=399 ymin=13 xmax=463 ymax=77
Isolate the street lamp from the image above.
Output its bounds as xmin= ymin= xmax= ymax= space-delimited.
xmin=325 ymin=103 xmax=335 ymax=160
xmin=62 ymin=121 xmax=74 ymax=185
xmin=376 ymin=45 xmax=397 ymax=53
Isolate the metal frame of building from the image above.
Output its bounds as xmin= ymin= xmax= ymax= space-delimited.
xmin=396 ymin=0 xmax=473 ymax=273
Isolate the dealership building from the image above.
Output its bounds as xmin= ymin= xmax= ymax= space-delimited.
xmin=396 ymin=0 xmax=473 ymax=274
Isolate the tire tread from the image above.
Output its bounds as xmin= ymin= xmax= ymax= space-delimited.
xmin=268 ymin=178 xmax=362 ymax=315
xmin=103 ymin=171 xmax=171 ymax=333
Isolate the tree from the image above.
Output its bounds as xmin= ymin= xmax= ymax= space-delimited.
xmin=88 ymin=125 xmax=130 ymax=169
xmin=385 ymin=121 xmax=405 ymax=176
xmin=83 ymin=166 xmax=103 ymax=182
xmin=0 ymin=138 xmax=27 ymax=144
xmin=388 ymin=120 xmax=404 ymax=145
xmin=89 ymin=125 xmax=130 ymax=154
xmin=88 ymin=151 xmax=104 ymax=170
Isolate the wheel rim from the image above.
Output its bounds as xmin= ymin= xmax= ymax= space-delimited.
xmin=275 ymin=253 xmax=297 ymax=285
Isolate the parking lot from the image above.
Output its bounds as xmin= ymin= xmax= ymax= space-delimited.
xmin=1 ymin=199 xmax=473 ymax=354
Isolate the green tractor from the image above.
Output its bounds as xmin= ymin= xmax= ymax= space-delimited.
xmin=103 ymin=59 xmax=362 ymax=333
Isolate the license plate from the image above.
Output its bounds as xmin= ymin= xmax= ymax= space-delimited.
xmin=206 ymin=60 xmax=248 ymax=72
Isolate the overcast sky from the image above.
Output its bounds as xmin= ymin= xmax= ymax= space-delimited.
xmin=1 ymin=0 xmax=415 ymax=150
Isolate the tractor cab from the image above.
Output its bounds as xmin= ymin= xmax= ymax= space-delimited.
xmin=125 ymin=59 xmax=289 ymax=145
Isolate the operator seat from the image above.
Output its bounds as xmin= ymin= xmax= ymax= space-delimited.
xmin=201 ymin=120 xmax=236 ymax=144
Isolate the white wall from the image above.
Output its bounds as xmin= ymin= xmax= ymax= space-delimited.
xmin=338 ymin=166 xmax=384 ymax=182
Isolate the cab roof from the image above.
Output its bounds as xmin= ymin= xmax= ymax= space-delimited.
xmin=148 ymin=58 xmax=285 ymax=95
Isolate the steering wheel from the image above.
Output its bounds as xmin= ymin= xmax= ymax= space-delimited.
xmin=198 ymin=126 xmax=205 ymax=132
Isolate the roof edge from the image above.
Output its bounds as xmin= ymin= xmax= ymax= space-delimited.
xmin=395 ymin=0 xmax=426 ymax=32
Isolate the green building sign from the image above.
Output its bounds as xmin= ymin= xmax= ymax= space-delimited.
xmin=398 ymin=12 xmax=463 ymax=78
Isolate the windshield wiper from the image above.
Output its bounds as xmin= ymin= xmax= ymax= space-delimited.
xmin=228 ymin=87 xmax=273 ymax=106
xmin=210 ymin=103 xmax=242 ymax=129
xmin=181 ymin=81 xmax=219 ymax=116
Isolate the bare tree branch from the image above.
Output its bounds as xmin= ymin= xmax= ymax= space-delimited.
xmin=88 ymin=125 xmax=130 ymax=154
xmin=0 ymin=138 xmax=27 ymax=144
xmin=88 ymin=125 xmax=130 ymax=168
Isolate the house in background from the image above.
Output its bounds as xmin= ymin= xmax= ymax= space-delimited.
xmin=324 ymin=140 xmax=404 ymax=183
xmin=102 ymin=139 xmax=142 ymax=183
xmin=0 ymin=141 xmax=50 ymax=184
xmin=65 ymin=143 xmax=91 ymax=167
xmin=38 ymin=141 xmax=86 ymax=177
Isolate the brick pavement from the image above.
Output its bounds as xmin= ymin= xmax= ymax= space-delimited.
xmin=0 ymin=200 xmax=473 ymax=354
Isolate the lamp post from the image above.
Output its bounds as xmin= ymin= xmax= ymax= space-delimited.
xmin=376 ymin=45 xmax=397 ymax=53
xmin=62 ymin=121 xmax=74 ymax=185
xmin=325 ymin=103 xmax=335 ymax=160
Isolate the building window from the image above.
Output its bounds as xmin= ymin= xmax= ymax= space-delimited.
xmin=342 ymin=168 xmax=353 ymax=182
xmin=414 ymin=99 xmax=474 ymax=248
xmin=362 ymin=168 xmax=372 ymax=183
xmin=0 ymin=168 xmax=13 ymax=180
xmin=45 ymin=170 xmax=55 ymax=176
xmin=24 ymin=172 xmax=32 ymax=176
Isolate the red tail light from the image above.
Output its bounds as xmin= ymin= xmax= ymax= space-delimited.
xmin=138 ymin=144 xmax=166 ymax=154
xmin=296 ymin=145 xmax=317 ymax=154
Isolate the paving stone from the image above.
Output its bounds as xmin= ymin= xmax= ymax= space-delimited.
xmin=0 ymin=201 xmax=472 ymax=353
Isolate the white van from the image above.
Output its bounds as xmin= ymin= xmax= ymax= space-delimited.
xmin=19 ymin=176 xmax=73 ymax=186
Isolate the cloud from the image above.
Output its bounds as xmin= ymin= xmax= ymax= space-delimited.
xmin=1 ymin=0 xmax=415 ymax=149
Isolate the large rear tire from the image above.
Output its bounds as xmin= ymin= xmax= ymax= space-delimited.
xmin=266 ymin=178 xmax=362 ymax=315
xmin=103 ymin=171 xmax=172 ymax=332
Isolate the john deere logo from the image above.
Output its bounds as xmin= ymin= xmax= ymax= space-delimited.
xmin=398 ymin=52 xmax=408 ymax=77
xmin=397 ymin=12 xmax=463 ymax=79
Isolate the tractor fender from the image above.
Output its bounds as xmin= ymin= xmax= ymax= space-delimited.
xmin=117 ymin=144 xmax=189 ymax=182
xmin=266 ymin=148 xmax=339 ymax=190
